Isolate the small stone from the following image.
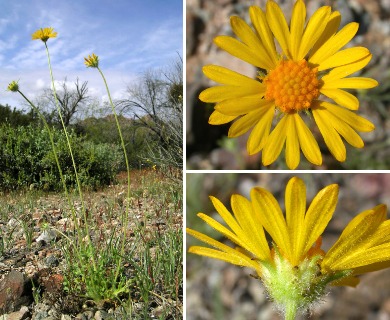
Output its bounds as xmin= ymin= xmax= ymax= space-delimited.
xmin=45 ymin=255 xmax=59 ymax=268
xmin=32 ymin=311 xmax=49 ymax=320
xmin=94 ymin=310 xmax=112 ymax=320
xmin=61 ymin=315 xmax=72 ymax=320
xmin=36 ymin=230 xmax=57 ymax=244
xmin=5 ymin=306 xmax=30 ymax=320
xmin=0 ymin=271 xmax=28 ymax=313
xmin=39 ymin=273 xmax=63 ymax=294
xmin=56 ymin=218 xmax=75 ymax=231
xmin=82 ymin=310 xmax=94 ymax=319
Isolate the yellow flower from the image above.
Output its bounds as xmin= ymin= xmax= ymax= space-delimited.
xmin=7 ymin=80 xmax=19 ymax=92
xmin=31 ymin=27 xmax=57 ymax=42
xmin=200 ymin=0 xmax=377 ymax=169
xmin=187 ymin=177 xmax=390 ymax=316
xmin=84 ymin=53 xmax=99 ymax=68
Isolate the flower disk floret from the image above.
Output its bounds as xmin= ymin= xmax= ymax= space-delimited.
xmin=264 ymin=60 xmax=320 ymax=113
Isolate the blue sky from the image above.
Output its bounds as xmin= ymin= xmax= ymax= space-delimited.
xmin=0 ymin=0 xmax=183 ymax=109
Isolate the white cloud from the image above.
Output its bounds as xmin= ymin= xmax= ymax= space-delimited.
xmin=0 ymin=0 xmax=182 ymax=110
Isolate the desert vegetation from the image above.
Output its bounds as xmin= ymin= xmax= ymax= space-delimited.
xmin=0 ymin=28 xmax=182 ymax=319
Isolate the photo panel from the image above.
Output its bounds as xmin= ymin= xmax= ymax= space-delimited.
xmin=186 ymin=172 xmax=390 ymax=319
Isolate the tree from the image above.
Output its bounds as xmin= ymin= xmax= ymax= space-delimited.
xmin=0 ymin=104 xmax=37 ymax=127
xmin=38 ymin=78 xmax=90 ymax=127
xmin=117 ymin=57 xmax=183 ymax=169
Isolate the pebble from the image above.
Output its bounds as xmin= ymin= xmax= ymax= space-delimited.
xmin=45 ymin=255 xmax=59 ymax=268
xmin=94 ymin=310 xmax=112 ymax=320
xmin=0 ymin=306 xmax=29 ymax=320
xmin=36 ymin=230 xmax=57 ymax=244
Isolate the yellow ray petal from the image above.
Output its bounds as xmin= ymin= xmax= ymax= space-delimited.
xmin=202 ymin=65 xmax=259 ymax=86
xmin=200 ymin=85 xmax=263 ymax=103
xmin=215 ymin=94 xmax=268 ymax=116
xmin=285 ymin=114 xmax=300 ymax=170
xmin=231 ymin=194 xmax=271 ymax=260
xmin=321 ymin=54 xmax=372 ymax=81
xmin=188 ymin=246 xmax=260 ymax=270
xmin=214 ymin=36 xmax=269 ymax=69
xmin=250 ymin=187 xmax=291 ymax=259
xmin=312 ymin=107 xmax=346 ymax=162
xmin=228 ymin=109 xmax=264 ymax=138
xmin=294 ymin=114 xmax=322 ymax=165
xmin=322 ymin=206 xmax=386 ymax=270
xmin=211 ymin=196 xmax=268 ymax=259
xmin=197 ymin=213 xmax=250 ymax=251
xmin=331 ymin=118 xmax=364 ymax=148
xmin=285 ymin=177 xmax=306 ymax=266
xmin=289 ymin=0 xmax=306 ymax=60
xmin=266 ymin=0 xmax=291 ymax=59
xmin=351 ymin=260 xmax=390 ymax=275
xmin=310 ymin=22 xmax=359 ymax=64
xmin=323 ymin=77 xmax=378 ymax=89
xmin=187 ymin=228 xmax=244 ymax=256
xmin=230 ymin=16 xmax=274 ymax=69
xmin=298 ymin=6 xmax=331 ymax=60
xmin=249 ymin=5 xmax=278 ymax=67
xmin=334 ymin=243 xmax=390 ymax=270
xmin=209 ymin=110 xmax=237 ymax=125
xmin=198 ymin=210 xmax=269 ymax=262
xmin=302 ymin=183 xmax=339 ymax=256
xmin=370 ymin=218 xmax=390 ymax=246
xmin=311 ymin=11 xmax=341 ymax=56
xmin=317 ymin=47 xmax=371 ymax=71
xmin=247 ymin=104 xmax=275 ymax=154
xmin=338 ymin=204 xmax=387 ymax=252
xmin=321 ymin=102 xmax=375 ymax=132
xmin=317 ymin=106 xmax=365 ymax=148
xmin=262 ymin=114 xmax=288 ymax=166
xmin=320 ymin=88 xmax=359 ymax=110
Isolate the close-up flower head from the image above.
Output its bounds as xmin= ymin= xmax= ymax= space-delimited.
xmin=187 ymin=176 xmax=390 ymax=319
xmin=7 ymin=80 xmax=19 ymax=92
xmin=84 ymin=53 xmax=99 ymax=68
xmin=198 ymin=0 xmax=378 ymax=169
xmin=31 ymin=27 xmax=57 ymax=42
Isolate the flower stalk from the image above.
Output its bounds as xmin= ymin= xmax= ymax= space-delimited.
xmin=85 ymin=53 xmax=131 ymax=292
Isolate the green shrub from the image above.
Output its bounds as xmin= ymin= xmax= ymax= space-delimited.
xmin=0 ymin=123 xmax=123 ymax=191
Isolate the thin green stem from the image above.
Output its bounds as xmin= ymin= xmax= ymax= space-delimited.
xmin=17 ymin=90 xmax=83 ymax=244
xmin=44 ymin=42 xmax=96 ymax=271
xmin=44 ymin=43 xmax=84 ymax=206
xmin=97 ymin=66 xmax=131 ymax=286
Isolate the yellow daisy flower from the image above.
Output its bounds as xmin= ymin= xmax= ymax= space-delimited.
xmin=84 ymin=53 xmax=99 ymax=68
xmin=7 ymin=80 xmax=19 ymax=92
xmin=199 ymin=0 xmax=377 ymax=169
xmin=31 ymin=27 xmax=57 ymax=42
xmin=187 ymin=177 xmax=390 ymax=319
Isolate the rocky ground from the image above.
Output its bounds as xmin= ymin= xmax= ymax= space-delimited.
xmin=0 ymin=169 xmax=183 ymax=319
xmin=186 ymin=172 xmax=390 ymax=319
xmin=186 ymin=0 xmax=390 ymax=169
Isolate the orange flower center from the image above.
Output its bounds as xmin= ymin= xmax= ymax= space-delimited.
xmin=264 ymin=59 xmax=320 ymax=113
